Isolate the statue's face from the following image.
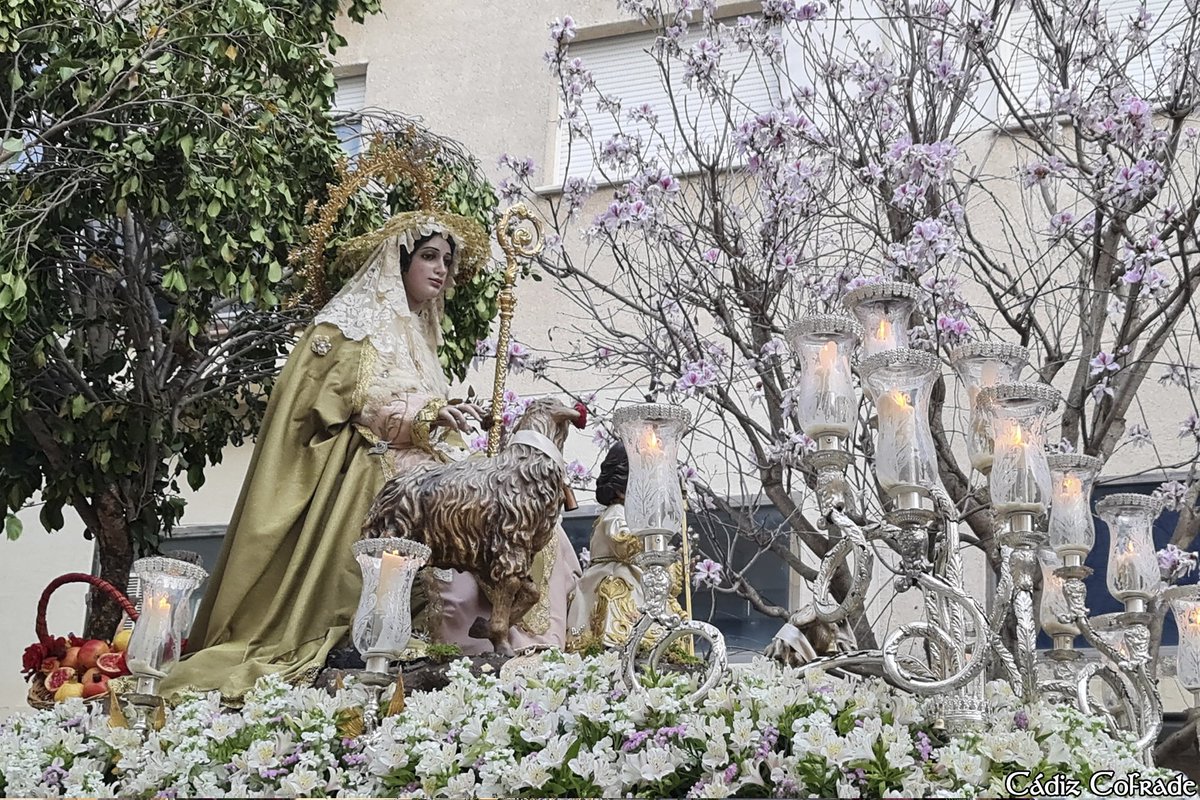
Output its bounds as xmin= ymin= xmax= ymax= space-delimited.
xmin=403 ymin=234 xmax=453 ymax=307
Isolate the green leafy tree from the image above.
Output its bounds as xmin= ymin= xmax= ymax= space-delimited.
xmin=0 ymin=0 xmax=423 ymax=637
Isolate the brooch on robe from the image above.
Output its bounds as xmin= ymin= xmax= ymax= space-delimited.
xmin=311 ymin=335 xmax=332 ymax=356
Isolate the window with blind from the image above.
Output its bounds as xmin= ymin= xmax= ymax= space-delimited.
xmin=999 ymin=1 xmax=1187 ymax=116
xmin=333 ymin=72 xmax=368 ymax=157
xmin=553 ymin=27 xmax=782 ymax=184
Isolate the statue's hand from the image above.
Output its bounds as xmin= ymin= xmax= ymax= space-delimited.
xmin=437 ymin=402 xmax=485 ymax=433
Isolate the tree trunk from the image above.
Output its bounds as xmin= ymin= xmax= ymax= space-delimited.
xmin=85 ymin=487 xmax=134 ymax=640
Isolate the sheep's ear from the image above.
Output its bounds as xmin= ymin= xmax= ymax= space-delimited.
xmin=551 ymin=404 xmax=583 ymax=427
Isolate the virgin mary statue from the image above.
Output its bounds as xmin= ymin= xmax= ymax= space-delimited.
xmin=162 ymin=210 xmax=580 ymax=701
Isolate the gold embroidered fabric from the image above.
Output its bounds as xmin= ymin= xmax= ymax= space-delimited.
xmin=593 ymin=575 xmax=638 ymax=646
xmin=566 ymin=503 xmax=689 ymax=652
xmin=516 ymin=537 xmax=558 ymax=635
xmin=351 ymin=337 xmax=378 ymax=413
xmin=610 ymin=531 xmax=644 ymax=563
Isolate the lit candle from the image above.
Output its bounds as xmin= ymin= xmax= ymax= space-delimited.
xmin=880 ymin=390 xmax=915 ymax=445
xmin=879 ymin=389 xmax=918 ymax=492
xmin=811 ymin=340 xmax=847 ymax=439
xmin=1054 ymin=475 xmax=1085 ymax=525
xmin=1010 ymin=425 xmax=1030 ymax=488
xmin=377 ymin=551 xmax=409 ymax=605
xmin=640 ymin=424 xmax=669 ymax=550
xmin=140 ymin=595 xmax=171 ymax=635
xmin=816 ymin=340 xmax=837 ymax=395
xmin=129 ymin=594 xmax=173 ymax=682
xmin=1111 ymin=540 xmax=1138 ymax=593
xmin=873 ymin=318 xmax=897 ymax=351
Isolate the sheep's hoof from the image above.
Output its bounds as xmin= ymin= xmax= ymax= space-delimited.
xmin=468 ymin=616 xmax=490 ymax=641
xmin=492 ymin=642 xmax=514 ymax=658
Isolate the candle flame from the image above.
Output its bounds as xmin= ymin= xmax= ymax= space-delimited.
xmin=155 ymin=596 xmax=170 ymax=612
xmin=888 ymin=390 xmax=911 ymax=410
xmin=1007 ymin=425 xmax=1025 ymax=447
xmin=875 ymin=318 xmax=892 ymax=342
xmin=1061 ymin=475 xmax=1082 ymax=497
xmin=643 ymin=427 xmax=662 ymax=454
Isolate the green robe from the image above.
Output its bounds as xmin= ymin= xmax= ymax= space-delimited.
xmin=161 ymin=323 xmax=386 ymax=701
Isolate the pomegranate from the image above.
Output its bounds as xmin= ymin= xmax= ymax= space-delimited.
xmin=81 ymin=673 xmax=109 ymax=699
xmin=76 ymin=639 xmax=110 ymax=671
xmin=43 ymin=667 xmax=76 ymax=692
xmin=60 ymin=647 xmax=81 ymax=670
xmin=39 ymin=657 xmax=61 ymax=674
xmin=96 ymin=651 xmax=128 ymax=677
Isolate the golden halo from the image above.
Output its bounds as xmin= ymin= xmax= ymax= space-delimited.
xmin=288 ymin=133 xmax=485 ymax=308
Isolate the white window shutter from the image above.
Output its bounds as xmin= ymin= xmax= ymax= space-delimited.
xmin=334 ymin=73 xmax=367 ymax=112
xmin=333 ymin=73 xmax=367 ymax=157
xmin=1003 ymin=1 xmax=1179 ymax=112
xmin=555 ymin=28 xmax=781 ymax=183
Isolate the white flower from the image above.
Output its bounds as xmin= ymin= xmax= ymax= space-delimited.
xmin=884 ymin=735 xmax=916 ymax=770
xmin=701 ymin=736 xmax=729 ymax=769
xmin=279 ymin=766 xmax=321 ymax=797
xmin=837 ymin=778 xmax=862 ymax=797
xmin=438 ymin=771 xmax=478 ymax=797
xmin=697 ymin=774 xmax=736 ymax=797
xmin=243 ymin=737 xmax=280 ymax=770
xmin=510 ymin=755 xmax=552 ymax=790
xmin=730 ymin=715 xmax=756 ymax=751
xmin=620 ymin=746 xmax=677 ymax=784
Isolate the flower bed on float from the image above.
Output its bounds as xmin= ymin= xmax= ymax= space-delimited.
xmin=0 ymin=651 xmax=1188 ymax=799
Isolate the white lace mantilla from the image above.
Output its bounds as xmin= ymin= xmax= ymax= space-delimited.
xmin=316 ymin=234 xmax=450 ymax=407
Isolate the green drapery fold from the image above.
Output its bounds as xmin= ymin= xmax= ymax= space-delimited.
xmin=161 ymin=324 xmax=384 ymax=701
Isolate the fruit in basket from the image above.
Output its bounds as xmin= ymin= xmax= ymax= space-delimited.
xmin=80 ymin=667 xmax=109 ymax=698
xmin=39 ymin=656 xmax=61 ymax=674
xmin=61 ymin=646 xmax=81 ymax=670
xmin=77 ymin=639 xmax=111 ymax=670
xmin=96 ymin=651 xmax=128 ymax=677
xmin=111 ymin=628 xmax=132 ymax=653
xmin=54 ymin=681 xmax=85 ymax=702
xmin=44 ymin=666 xmax=76 ymax=692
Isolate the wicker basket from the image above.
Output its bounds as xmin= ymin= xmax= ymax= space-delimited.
xmin=27 ymin=573 xmax=139 ymax=710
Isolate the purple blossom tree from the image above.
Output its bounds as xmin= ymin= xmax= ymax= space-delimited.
xmin=503 ymin=1 xmax=1200 ymax=654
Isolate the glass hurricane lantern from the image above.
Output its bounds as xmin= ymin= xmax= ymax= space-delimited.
xmin=843 ymin=280 xmax=920 ymax=361
xmin=949 ymin=343 xmax=1030 ymax=474
xmin=859 ymin=349 xmax=942 ymax=512
xmin=1096 ymin=493 xmax=1162 ymax=613
xmin=612 ymin=403 xmax=693 ymax=552
xmin=350 ymin=538 xmax=431 ymax=674
xmin=126 ymin=556 xmax=209 ymax=697
xmin=1046 ymin=454 xmax=1102 ymax=568
xmin=977 ymin=382 xmax=1060 ymax=533
xmin=784 ymin=314 xmax=863 ymax=451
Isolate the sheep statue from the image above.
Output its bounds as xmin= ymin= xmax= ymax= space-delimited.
xmin=361 ymin=397 xmax=586 ymax=656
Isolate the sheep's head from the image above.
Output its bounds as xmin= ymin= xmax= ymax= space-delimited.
xmin=513 ymin=397 xmax=585 ymax=452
